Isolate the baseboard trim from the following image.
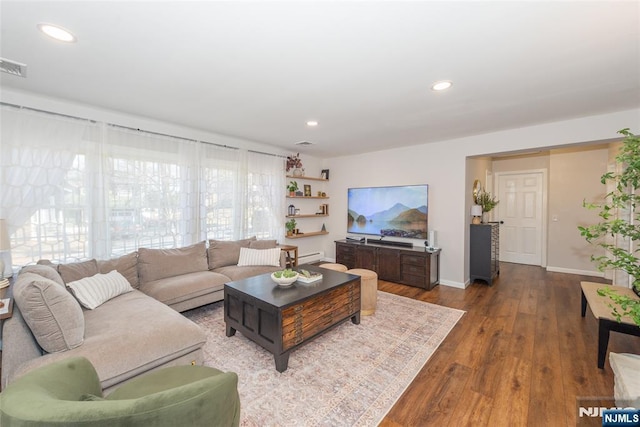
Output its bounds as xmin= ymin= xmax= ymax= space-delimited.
xmin=439 ymin=280 xmax=466 ymax=289
xmin=546 ymin=266 xmax=604 ymax=277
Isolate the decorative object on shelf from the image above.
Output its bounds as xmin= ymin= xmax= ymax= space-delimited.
xmin=286 ymin=153 xmax=303 ymax=172
xmin=304 ymin=185 xmax=311 ymax=197
xmin=285 ymin=218 xmax=297 ymax=236
xmin=321 ymin=169 xmax=330 ymax=180
xmin=579 ymin=128 xmax=640 ymax=325
xmin=287 ymin=181 xmax=299 ymax=196
xmin=0 ymin=218 xmax=12 ymax=281
xmin=322 ymin=223 xmax=326 ymax=232
xmin=473 ymin=179 xmax=482 ymax=204
xmin=295 ymin=209 xmax=300 ymax=215
xmin=295 ymin=190 xmax=303 ymax=197
xmin=288 ymin=204 xmax=296 ymax=216
xmin=471 ymin=205 xmax=483 ymax=224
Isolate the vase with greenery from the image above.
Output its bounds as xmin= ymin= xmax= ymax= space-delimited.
xmin=579 ymin=128 xmax=640 ymax=326
xmin=476 ymin=190 xmax=499 ymax=222
xmin=285 ymin=218 xmax=297 ymax=236
xmin=287 ymin=181 xmax=298 ymax=196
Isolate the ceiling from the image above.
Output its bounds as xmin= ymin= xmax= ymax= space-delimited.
xmin=1 ymin=1 xmax=639 ymax=158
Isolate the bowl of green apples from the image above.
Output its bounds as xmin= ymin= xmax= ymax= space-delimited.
xmin=271 ymin=269 xmax=299 ymax=286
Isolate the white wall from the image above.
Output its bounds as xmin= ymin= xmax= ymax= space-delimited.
xmin=546 ymin=146 xmax=609 ymax=274
xmin=323 ymin=108 xmax=640 ymax=288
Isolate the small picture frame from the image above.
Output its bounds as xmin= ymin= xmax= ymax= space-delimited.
xmin=321 ymin=169 xmax=330 ymax=180
xmin=304 ymin=184 xmax=312 ymax=197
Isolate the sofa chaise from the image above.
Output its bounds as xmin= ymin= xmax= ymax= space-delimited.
xmin=1 ymin=237 xmax=285 ymax=392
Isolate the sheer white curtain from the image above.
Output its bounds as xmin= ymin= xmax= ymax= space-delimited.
xmin=0 ymin=104 xmax=287 ymax=268
xmin=200 ymin=142 xmax=242 ymax=240
xmin=246 ymin=151 xmax=285 ymax=239
xmin=102 ymin=126 xmax=201 ymax=255
xmin=0 ymin=105 xmax=99 ymax=264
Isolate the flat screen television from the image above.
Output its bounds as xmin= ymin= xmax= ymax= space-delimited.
xmin=347 ymin=184 xmax=428 ymax=239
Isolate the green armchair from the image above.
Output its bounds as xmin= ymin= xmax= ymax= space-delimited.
xmin=0 ymin=356 xmax=240 ymax=426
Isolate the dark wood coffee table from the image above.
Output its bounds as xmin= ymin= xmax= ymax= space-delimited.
xmin=224 ymin=265 xmax=361 ymax=372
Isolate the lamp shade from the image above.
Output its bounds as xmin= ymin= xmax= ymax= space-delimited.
xmin=0 ymin=219 xmax=10 ymax=250
xmin=470 ymin=205 xmax=483 ymax=217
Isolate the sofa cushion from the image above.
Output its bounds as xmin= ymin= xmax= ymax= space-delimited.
xmin=249 ymin=239 xmax=277 ymax=249
xmin=58 ymin=259 xmax=99 ymax=284
xmin=19 ymin=265 xmax=65 ymax=287
xmin=139 ymin=271 xmax=228 ymax=307
xmin=97 ymin=252 xmax=139 ymax=288
xmin=67 ymin=270 xmax=133 ymax=310
xmin=80 ymin=290 xmax=205 ymax=388
xmin=207 ymin=237 xmax=256 ymax=269
xmin=213 ymin=265 xmax=282 ymax=281
xmin=13 ymin=272 xmax=85 ymax=353
xmin=237 ymin=247 xmax=281 ymax=267
xmin=138 ymin=242 xmax=208 ymax=284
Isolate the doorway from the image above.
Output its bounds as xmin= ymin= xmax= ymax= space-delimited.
xmin=494 ymin=170 xmax=547 ymax=266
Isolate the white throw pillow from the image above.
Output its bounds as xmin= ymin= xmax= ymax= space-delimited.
xmin=237 ymin=247 xmax=281 ymax=267
xmin=66 ymin=270 xmax=133 ymax=309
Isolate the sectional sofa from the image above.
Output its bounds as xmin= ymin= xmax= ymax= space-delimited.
xmin=2 ymin=237 xmax=285 ymax=392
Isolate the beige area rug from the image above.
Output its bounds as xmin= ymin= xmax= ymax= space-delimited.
xmin=184 ymin=291 xmax=464 ymax=426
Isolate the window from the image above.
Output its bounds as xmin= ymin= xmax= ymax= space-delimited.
xmin=1 ymin=104 xmax=285 ymax=268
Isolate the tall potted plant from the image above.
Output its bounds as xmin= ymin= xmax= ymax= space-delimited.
xmin=579 ymin=128 xmax=640 ymax=326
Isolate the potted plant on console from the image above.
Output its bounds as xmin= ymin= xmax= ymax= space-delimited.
xmin=476 ymin=190 xmax=499 ymax=223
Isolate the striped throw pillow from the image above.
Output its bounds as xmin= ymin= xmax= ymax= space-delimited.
xmin=237 ymin=247 xmax=281 ymax=267
xmin=66 ymin=270 xmax=133 ymax=309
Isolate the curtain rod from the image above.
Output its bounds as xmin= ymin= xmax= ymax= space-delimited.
xmin=2 ymin=101 xmax=286 ymax=158
xmin=107 ymin=123 xmax=238 ymax=151
xmin=1 ymin=101 xmax=97 ymax=124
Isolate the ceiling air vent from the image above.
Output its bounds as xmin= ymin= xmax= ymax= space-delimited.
xmin=295 ymin=141 xmax=314 ymax=146
xmin=0 ymin=58 xmax=27 ymax=78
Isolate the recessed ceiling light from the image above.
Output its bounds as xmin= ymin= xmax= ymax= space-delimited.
xmin=37 ymin=23 xmax=76 ymax=43
xmin=431 ymin=80 xmax=452 ymax=91
xmin=306 ymin=120 xmax=319 ymax=127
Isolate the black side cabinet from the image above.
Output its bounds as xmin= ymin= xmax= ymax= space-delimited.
xmin=470 ymin=223 xmax=500 ymax=285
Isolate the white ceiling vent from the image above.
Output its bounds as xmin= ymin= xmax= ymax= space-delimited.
xmin=295 ymin=141 xmax=314 ymax=146
xmin=0 ymin=58 xmax=27 ymax=77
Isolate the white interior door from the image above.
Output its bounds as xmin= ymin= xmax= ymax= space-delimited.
xmin=496 ymin=171 xmax=545 ymax=266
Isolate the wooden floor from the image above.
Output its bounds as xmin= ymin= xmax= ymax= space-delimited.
xmin=378 ymin=262 xmax=640 ymax=427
